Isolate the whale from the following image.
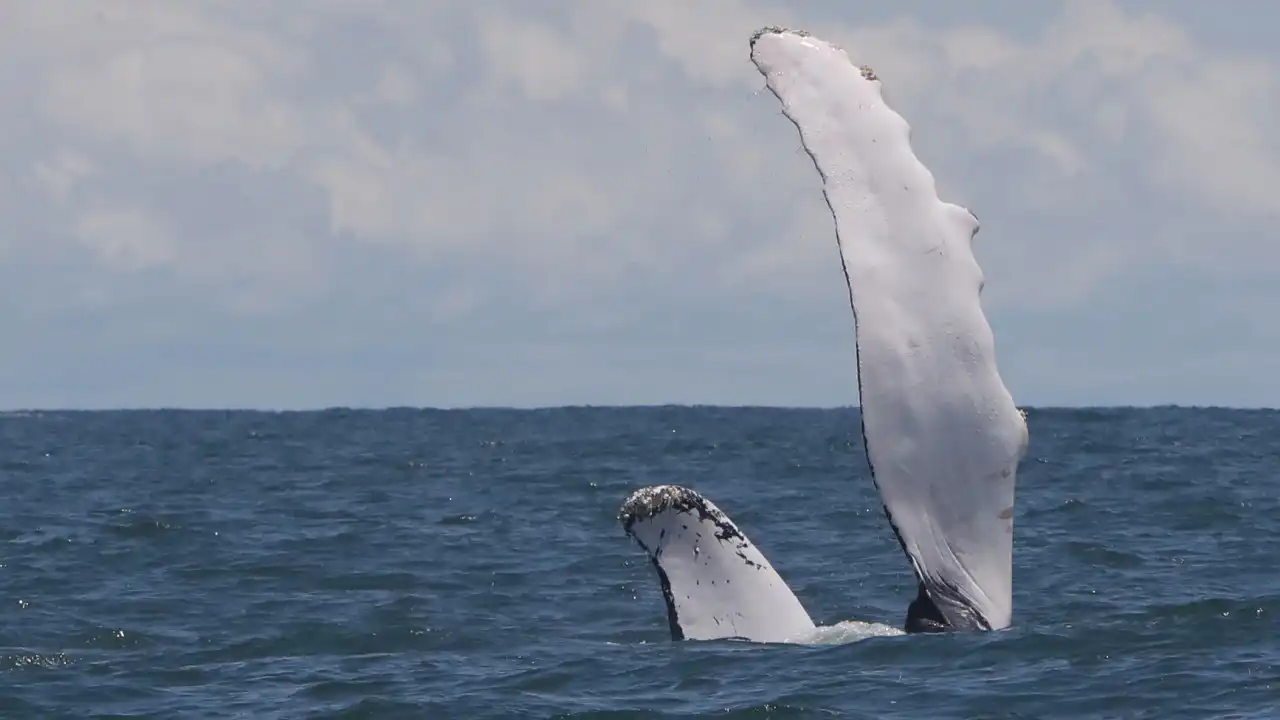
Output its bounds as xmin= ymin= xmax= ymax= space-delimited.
xmin=619 ymin=26 xmax=1030 ymax=641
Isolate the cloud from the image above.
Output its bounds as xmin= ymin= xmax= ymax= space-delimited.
xmin=73 ymin=207 xmax=173 ymax=272
xmin=10 ymin=2 xmax=1275 ymax=295
xmin=0 ymin=0 xmax=1277 ymax=406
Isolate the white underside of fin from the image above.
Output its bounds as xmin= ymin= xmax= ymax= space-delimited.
xmin=620 ymin=485 xmax=816 ymax=643
xmin=618 ymin=26 xmax=1028 ymax=640
xmin=749 ymin=27 xmax=1028 ymax=631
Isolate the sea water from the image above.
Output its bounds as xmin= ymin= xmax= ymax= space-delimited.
xmin=1 ymin=406 xmax=1276 ymax=718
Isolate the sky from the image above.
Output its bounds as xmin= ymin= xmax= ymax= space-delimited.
xmin=1 ymin=0 xmax=1278 ymax=410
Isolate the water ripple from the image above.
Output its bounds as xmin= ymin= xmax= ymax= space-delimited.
xmin=0 ymin=408 xmax=1276 ymax=717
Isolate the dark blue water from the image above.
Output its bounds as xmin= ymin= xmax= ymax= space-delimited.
xmin=1 ymin=407 xmax=1276 ymax=718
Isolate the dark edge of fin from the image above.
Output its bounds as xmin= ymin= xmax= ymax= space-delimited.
xmin=618 ymin=485 xmax=746 ymax=544
xmin=904 ymin=582 xmax=950 ymax=634
xmin=652 ymin=557 xmax=683 ymax=641
xmin=748 ymin=26 xmax=811 ymax=51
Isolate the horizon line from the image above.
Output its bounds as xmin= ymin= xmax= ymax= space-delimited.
xmin=1 ymin=403 xmax=1276 ymax=413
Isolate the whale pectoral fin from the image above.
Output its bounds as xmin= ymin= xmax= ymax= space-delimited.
xmin=904 ymin=582 xmax=952 ymax=634
xmin=750 ymin=27 xmax=1025 ymax=633
xmin=619 ymin=485 xmax=816 ymax=643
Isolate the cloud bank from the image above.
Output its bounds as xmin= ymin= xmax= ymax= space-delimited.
xmin=0 ymin=0 xmax=1276 ymax=408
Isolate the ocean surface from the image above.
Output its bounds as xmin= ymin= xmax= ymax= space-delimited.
xmin=0 ymin=406 xmax=1276 ymax=718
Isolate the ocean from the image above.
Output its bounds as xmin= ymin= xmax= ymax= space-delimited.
xmin=1 ymin=406 xmax=1276 ymax=718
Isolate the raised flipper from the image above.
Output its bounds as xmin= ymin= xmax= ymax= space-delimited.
xmin=619 ymin=485 xmax=816 ymax=642
xmin=750 ymin=27 xmax=1030 ymax=632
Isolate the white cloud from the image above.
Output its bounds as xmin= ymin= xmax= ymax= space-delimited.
xmin=371 ymin=63 xmax=418 ymax=106
xmin=475 ymin=8 xmax=593 ymax=102
xmin=74 ymin=207 xmax=172 ymax=272
xmin=1 ymin=0 xmax=1278 ymax=406
xmin=31 ymin=4 xmax=305 ymax=169
xmin=1141 ymin=56 xmax=1280 ymax=219
xmin=33 ymin=149 xmax=95 ymax=202
xmin=8 ymin=1 xmax=1275 ymax=301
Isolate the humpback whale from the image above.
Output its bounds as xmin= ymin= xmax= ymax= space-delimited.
xmin=619 ymin=27 xmax=1030 ymax=641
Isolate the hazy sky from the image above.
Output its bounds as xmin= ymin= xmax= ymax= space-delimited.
xmin=2 ymin=1 xmax=1277 ymax=409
